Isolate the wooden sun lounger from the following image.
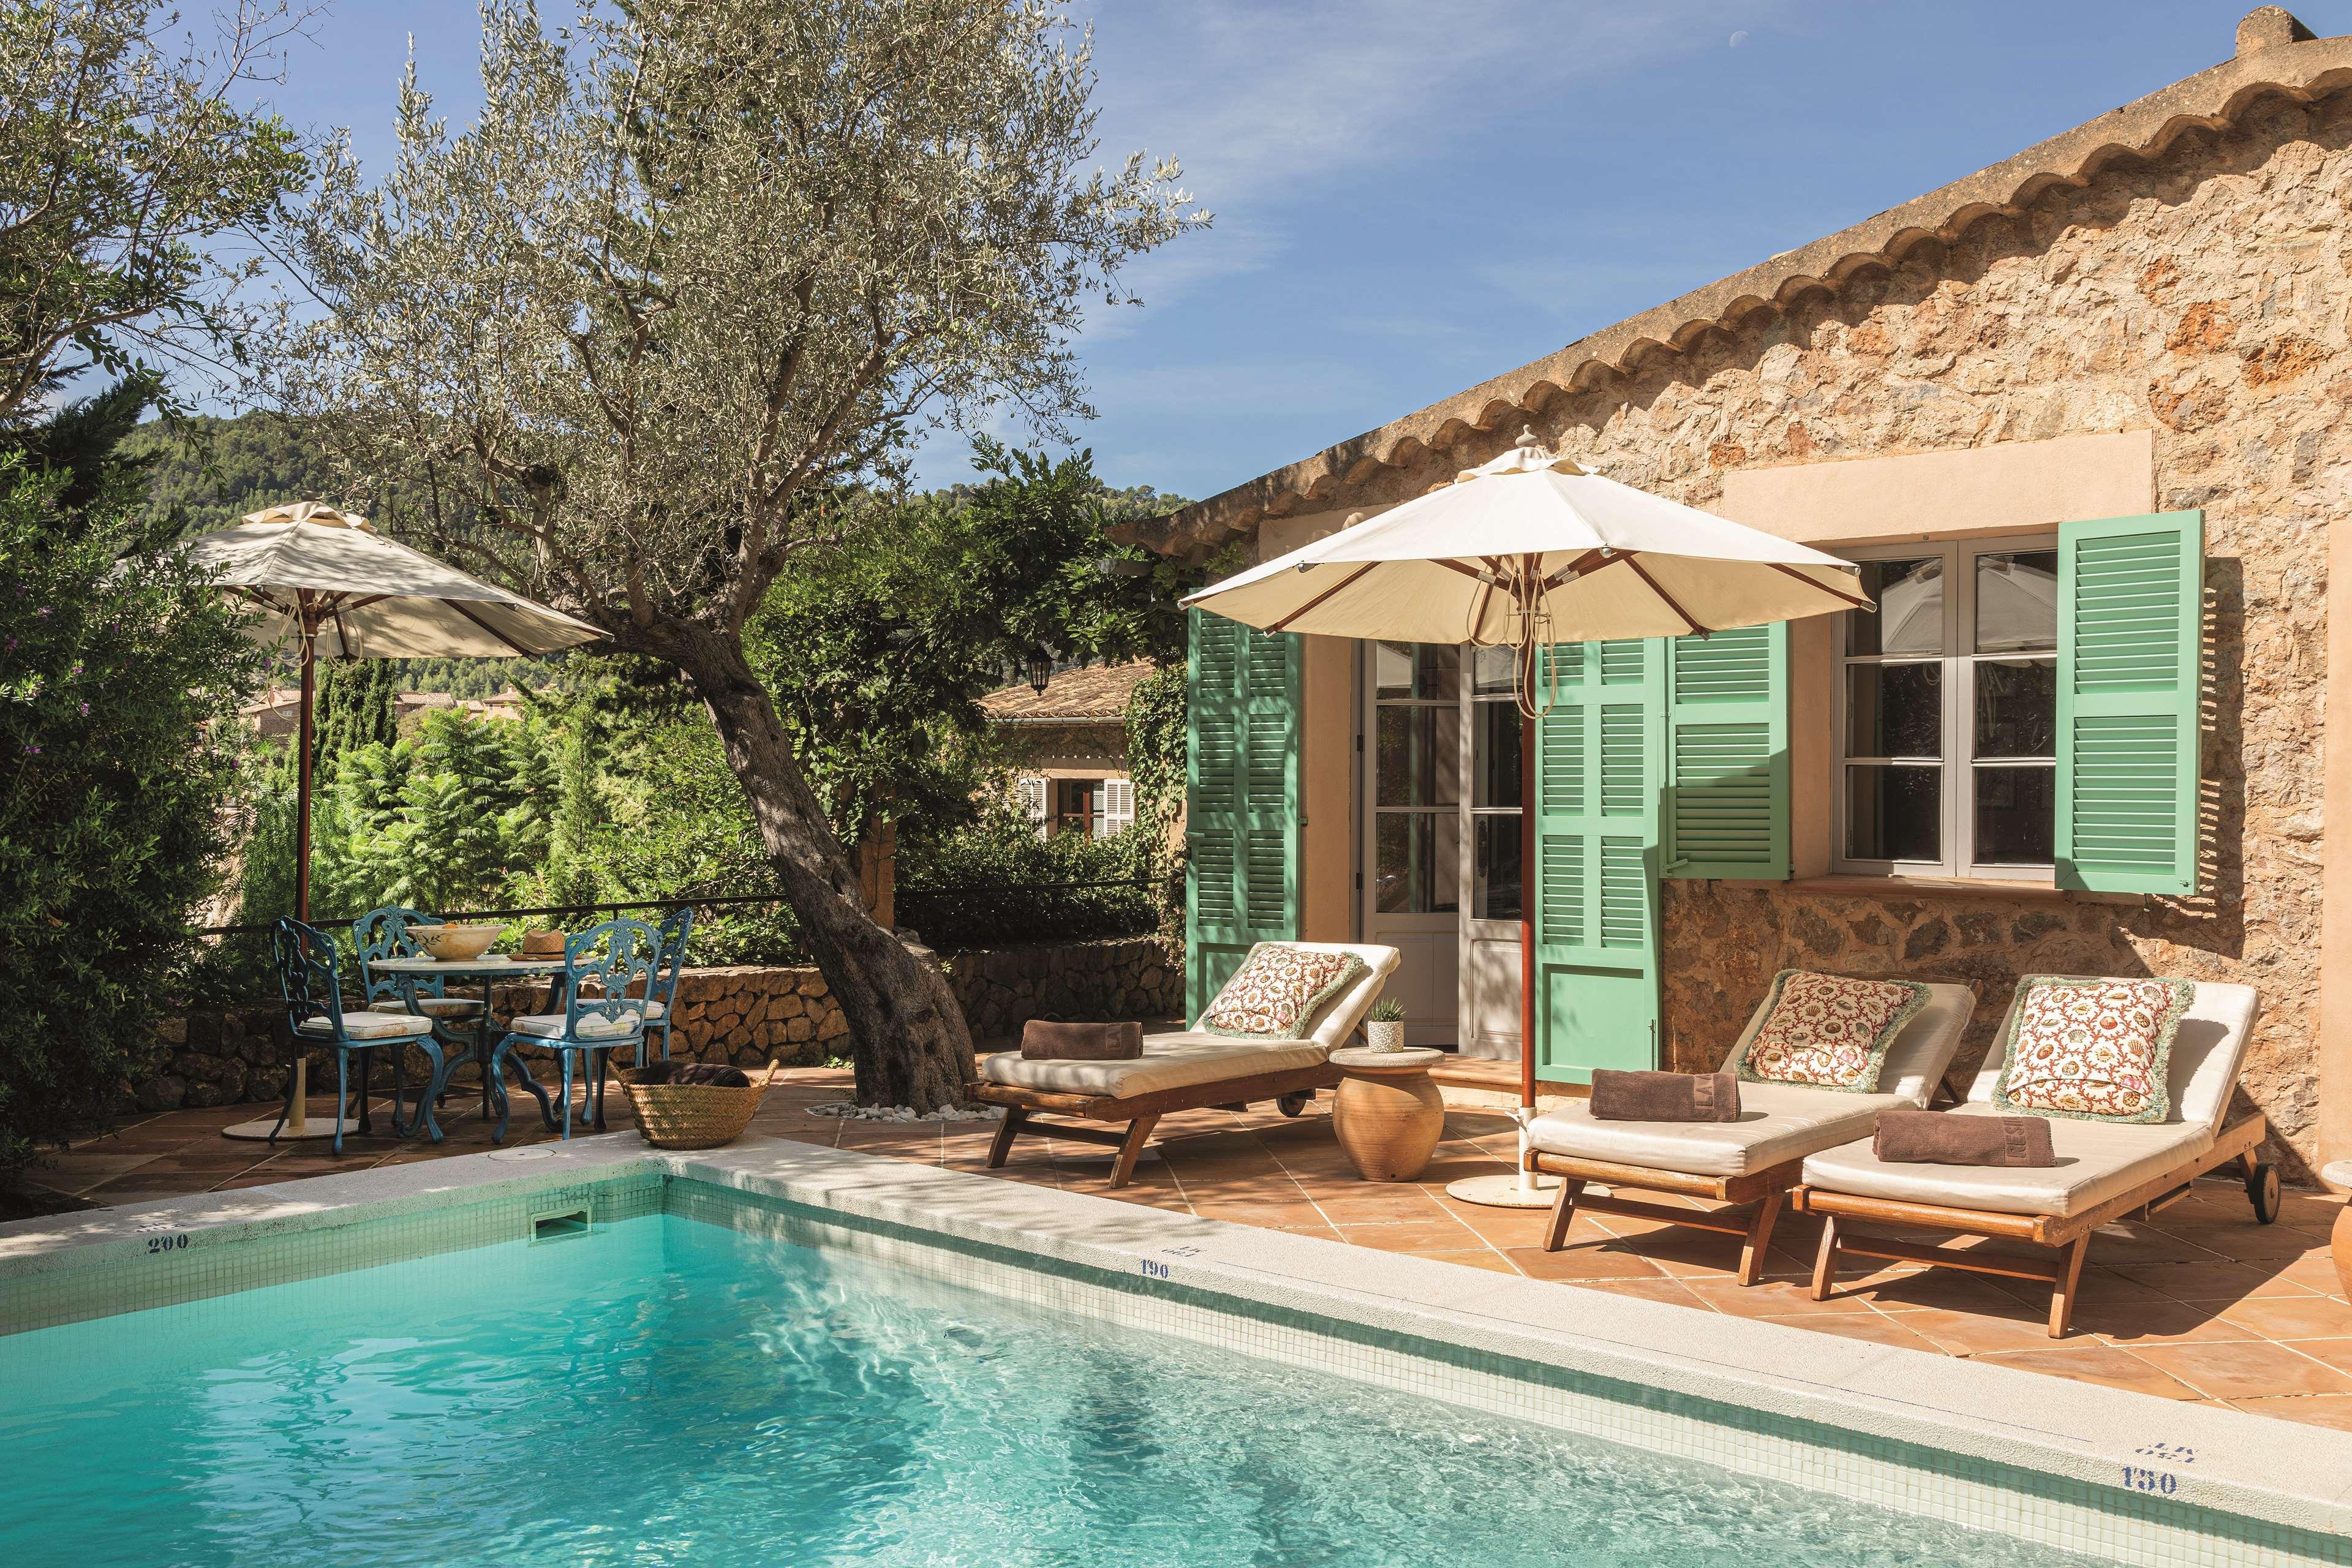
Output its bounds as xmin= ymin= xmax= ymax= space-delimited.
xmin=1527 ymin=981 xmax=1980 ymax=1286
xmin=1793 ymin=1115 xmax=2274 ymax=1338
xmin=1791 ymin=979 xmax=2275 ymax=1338
xmin=968 ymin=942 xmax=1400 ymax=1189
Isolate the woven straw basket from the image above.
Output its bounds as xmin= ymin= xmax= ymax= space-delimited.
xmin=619 ymin=1061 xmax=779 ymax=1150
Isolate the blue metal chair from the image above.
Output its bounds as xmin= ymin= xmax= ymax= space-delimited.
xmin=639 ymin=903 xmax=696 ymax=1066
xmin=352 ymin=905 xmax=488 ymax=1111
xmin=271 ymin=918 xmax=449 ymax=1154
xmin=487 ymin=917 xmax=662 ymax=1143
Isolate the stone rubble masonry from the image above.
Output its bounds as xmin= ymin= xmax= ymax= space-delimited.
xmin=1154 ymin=77 xmax=2351 ymax=1177
xmin=134 ymin=937 xmax=1182 ymax=1111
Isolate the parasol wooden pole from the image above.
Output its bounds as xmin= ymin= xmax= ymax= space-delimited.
xmin=288 ymin=598 xmax=316 ymax=1133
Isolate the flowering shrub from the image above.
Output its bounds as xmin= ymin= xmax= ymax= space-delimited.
xmin=0 ymin=458 xmax=263 ymax=1175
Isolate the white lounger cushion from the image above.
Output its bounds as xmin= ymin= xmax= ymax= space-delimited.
xmin=1800 ymin=978 xmax=2261 ymax=1218
xmin=1525 ymin=981 xmax=1977 ymax=1180
xmin=979 ymin=942 xmax=1401 ymax=1101
xmin=296 ymin=1011 xmax=435 ymax=1040
xmin=979 ymin=1033 xmax=1330 ymax=1100
xmin=1800 ymin=1104 xmax=2211 ymax=1218
xmin=508 ymin=1011 xmax=643 ymax=1041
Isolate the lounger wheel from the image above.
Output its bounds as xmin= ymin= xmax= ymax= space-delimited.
xmin=1276 ymin=1092 xmax=1311 ymax=1117
xmin=2247 ymin=1161 xmax=2281 ymax=1224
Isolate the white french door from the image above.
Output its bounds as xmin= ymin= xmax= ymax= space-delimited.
xmin=1359 ymin=642 xmax=1525 ymax=1057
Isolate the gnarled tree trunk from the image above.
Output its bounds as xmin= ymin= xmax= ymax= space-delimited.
xmin=662 ymin=624 xmax=974 ymax=1111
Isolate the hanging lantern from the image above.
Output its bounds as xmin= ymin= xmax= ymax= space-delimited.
xmin=1024 ymin=649 xmax=1052 ymax=696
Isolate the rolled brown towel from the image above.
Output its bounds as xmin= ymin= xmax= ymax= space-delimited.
xmin=1589 ymin=1069 xmax=1741 ymax=1122
xmin=1874 ymin=1109 xmax=2056 ymax=1167
xmin=1021 ymin=1020 xmax=1145 ymax=1061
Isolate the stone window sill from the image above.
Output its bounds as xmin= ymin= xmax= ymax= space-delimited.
xmin=1780 ymin=873 xmax=2070 ymax=903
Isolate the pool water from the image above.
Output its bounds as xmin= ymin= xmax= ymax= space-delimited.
xmin=0 ymin=1213 xmax=2095 ymax=1567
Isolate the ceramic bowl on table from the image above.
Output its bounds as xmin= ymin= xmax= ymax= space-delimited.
xmin=417 ymin=924 xmax=503 ymax=962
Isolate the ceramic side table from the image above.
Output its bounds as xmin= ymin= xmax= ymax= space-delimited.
xmin=1329 ymin=1046 xmax=1446 ymax=1182
xmin=2324 ymin=1161 xmax=2352 ymax=1302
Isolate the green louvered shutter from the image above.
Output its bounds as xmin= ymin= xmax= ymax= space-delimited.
xmin=2055 ymin=512 xmax=2204 ymax=895
xmin=1185 ymin=610 xmax=1301 ymax=1017
xmin=1663 ymin=622 xmax=1790 ymax=880
xmin=1529 ymin=639 xmax=1664 ymax=1084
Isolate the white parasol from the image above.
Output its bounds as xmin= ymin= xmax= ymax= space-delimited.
xmin=1183 ymin=431 xmax=1867 ymax=1205
xmin=187 ymin=502 xmax=606 ymax=1140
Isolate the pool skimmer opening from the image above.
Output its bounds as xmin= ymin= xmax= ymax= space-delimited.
xmin=530 ymin=1207 xmax=592 ymax=1244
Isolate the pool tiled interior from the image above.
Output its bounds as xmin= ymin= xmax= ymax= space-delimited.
xmin=30 ymin=1064 xmax=2352 ymax=1431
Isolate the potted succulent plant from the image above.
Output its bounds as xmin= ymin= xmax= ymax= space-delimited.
xmin=1364 ymin=998 xmax=1407 ymax=1051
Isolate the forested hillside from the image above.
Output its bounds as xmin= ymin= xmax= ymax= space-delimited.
xmin=119 ymin=410 xmax=339 ymax=536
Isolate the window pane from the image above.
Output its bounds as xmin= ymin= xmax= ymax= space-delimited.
xmin=1374 ymin=812 xmax=1460 ymax=913
xmin=1974 ymin=766 xmax=2054 ymax=865
xmin=1472 ymin=645 xmax=1517 ymax=695
xmin=1474 ymin=815 xmax=1521 ymax=921
xmin=1847 ymin=557 xmax=1943 ymax=656
xmin=1374 ymin=641 xmax=1461 ymax=701
xmin=1376 ymin=705 xmax=1463 ymax=805
xmin=1474 ymin=701 xmax=1522 ymax=808
xmin=1974 ymin=658 xmax=2056 ymax=758
xmin=1845 ymin=765 xmax=1940 ymax=862
xmin=1975 ymin=550 xmax=2059 ymax=653
xmin=1845 ymin=662 xmax=1942 ymax=758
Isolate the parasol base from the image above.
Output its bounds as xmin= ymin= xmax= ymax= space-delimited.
xmin=221 ymin=1115 xmax=361 ymax=1143
xmin=1446 ymin=1171 xmax=1568 ymax=1209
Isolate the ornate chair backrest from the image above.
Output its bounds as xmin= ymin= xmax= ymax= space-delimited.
xmin=564 ymin=917 xmax=663 ymax=1039
xmin=274 ymin=918 xmax=349 ymax=1040
xmin=651 ymin=904 xmax=696 ymax=1014
xmin=352 ymin=905 xmax=448 ymax=1006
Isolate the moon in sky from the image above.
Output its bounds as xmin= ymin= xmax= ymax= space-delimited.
xmin=1729 ymin=29 xmax=1749 ymax=47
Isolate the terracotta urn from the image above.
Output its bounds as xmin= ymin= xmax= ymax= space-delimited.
xmin=1330 ymin=1046 xmax=1446 ymax=1182
xmin=2326 ymin=1162 xmax=2352 ymax=1302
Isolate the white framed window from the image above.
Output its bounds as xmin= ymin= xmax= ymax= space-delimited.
xmin=1101 ymin=778 xmax=1134 ymax=837
xmin=1017 ymin=775 xmax=1048 ymax=839
xmin=1832 ymin=533 xmax=2058 ymax=881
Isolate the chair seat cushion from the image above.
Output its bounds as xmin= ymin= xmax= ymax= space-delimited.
xmin=1528 ymin=1080 xmax=1913 ymax=1179
xmin=368 ymin=997 xmax=483 ymax=1019
xmin=510 ymin=1011 xmax=644 ymax=1041
xmin=979 ymin=1032 xmax=1327 ymax=1101
xmin=1800 ymin=1105 xmax=2212 ymax=1218
xmin=296 ymin=1012 xmax=435 ymax=1041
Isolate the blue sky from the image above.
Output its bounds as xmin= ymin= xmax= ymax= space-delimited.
xmin=242 ymin=1 xmax=2342 ymax=503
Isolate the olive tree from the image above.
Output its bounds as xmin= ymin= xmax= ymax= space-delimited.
xmin=0 ymin=0 xmax=306 ymax=421
xmin=265 ymin=0 xmax=1202 ymax=1109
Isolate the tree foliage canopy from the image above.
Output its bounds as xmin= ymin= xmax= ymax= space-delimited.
xmin=0 ymin=0 xmax=306 ymax=422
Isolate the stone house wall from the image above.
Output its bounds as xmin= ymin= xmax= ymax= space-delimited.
xmin=137 ymin=936 xmax=1182 ymax=1111
xmin=1319 ymin=92 xmax=2352 ymax=1174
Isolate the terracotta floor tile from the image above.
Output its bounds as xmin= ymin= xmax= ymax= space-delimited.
xmin=2112 ymin=1261 xmax=2319 ymax=1303
xmin=1682 ymin=1278 xmax=1882 ymax=1319
xmin=1849 ymin=1270 xmax=2040 ymax=1316
xmin=1335 ymin=1216 xmax=1490 ymax=1253
xmin=1556 ymin=1276 xmax=1709 ymax=1308
xmin=1885 ymin=1305 xmax=2077 ymax=1356
xmin=2216 ymin=1295 xmax=2352 ymax=1341
xmin=2227 ymin=1395 xmax=2352 ymax=1433
xmin=1754 ymin=1313 xmax=1942 ymax=1352
xmin=2271 ymin=1339 xmax=2352 ymax=1377
xmin=2078 ymin=1300 xmax=2256 ymax=1347
xmin=1399 ymin=1248 xmax=1518 ymax=1275
xmin=1192 ymin=1198 xmax=1332 ymax=1228
xmin=1267 ymin=1224 xmax=1343 ymax=1242
xmin=1298 ymin=1185 xmax=1451 ymax=1225
xmin=1976 ymin=1345 xmax=2200 ymax=1400
xmin=2132 ymin=1341 xmax=2352 ymax=1401
xmin=1502 ymin=1244 xmax=1668 ymax=1283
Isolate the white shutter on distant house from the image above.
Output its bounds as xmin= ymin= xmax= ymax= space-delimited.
xmin=1018 ymin=775 xmax=1048 ymax=837
xmin=1101 ymin=778 xmax=1135 ymax=837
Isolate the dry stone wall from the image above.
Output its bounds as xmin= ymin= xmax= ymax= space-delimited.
xmin=134 ymin=937 xmax=1181 ymax=1111
xmin=1312 ymin=92 xmax=2352 ymax=1174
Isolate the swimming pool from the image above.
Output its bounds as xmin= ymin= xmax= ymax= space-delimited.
xmin=2 ymin=1208 xmax=2100 ymax=1568
xmin=2 ymin=1142 xmax=2345 ymax=1567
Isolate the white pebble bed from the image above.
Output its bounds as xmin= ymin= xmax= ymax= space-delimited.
xmin=806 ymin=1100 xmax=1003 ymax=1123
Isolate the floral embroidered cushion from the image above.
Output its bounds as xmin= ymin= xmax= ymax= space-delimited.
xmin=1992 ymin=976 xmax=2193 ymax=1124
xmin=1201 ymin=944 xmax=1366 ymax=1040
xmin=1732 ymin=970 xmax=1931 ymax=1092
